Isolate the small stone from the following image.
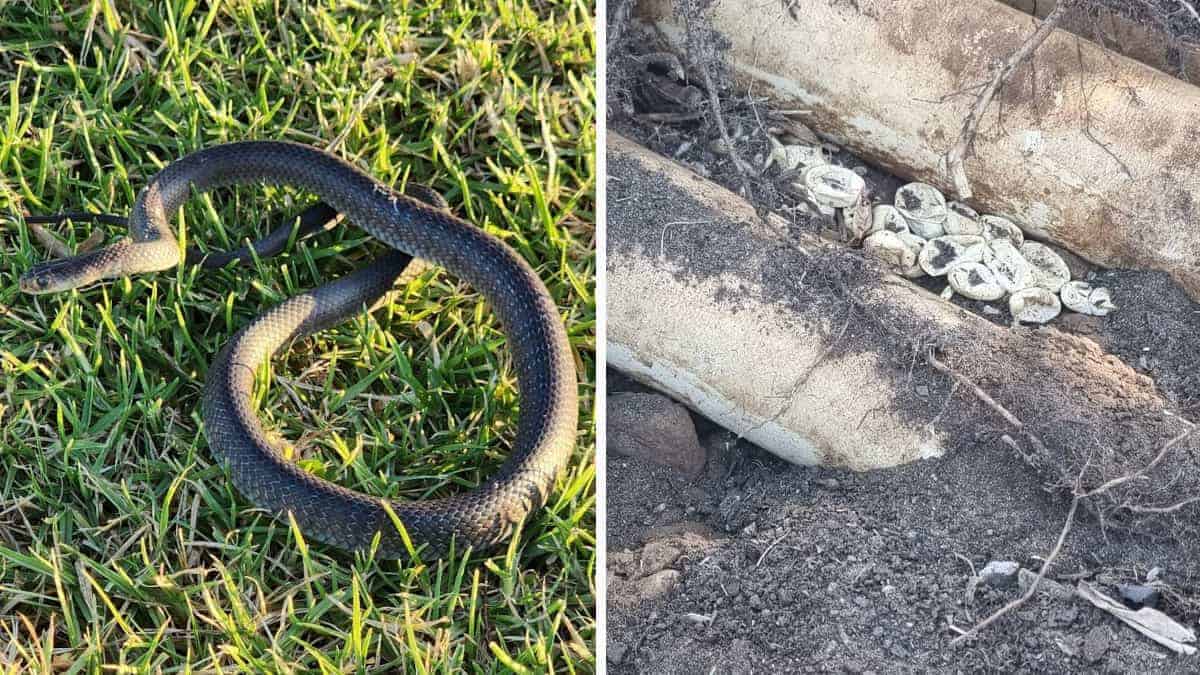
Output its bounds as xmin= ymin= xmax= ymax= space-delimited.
xmin=816 ymin=478 xmax=840 ymax=488
xmin=749 ymin=593 xmax=764 ymax=610
xmin=1081 ymin=626 xmax=1110 ymax=663
xmin=608 ymin=642 xmax=628 ymax=665
xmin=607 ymin=392 xmax=706 ymax=477
xmin=1119 ymin=583 xmax=1160 ymax=609
xmin=742 ymin=522 xmax=758 ymax=536
xmin=726 ymin=580 xmax=742 ymax=596
xmin=639 ymin=541 xmax=682 ymax=576
xmin=979 ymin=561 xmax=1020 ymax=588
xmin=636 ymin=569 xmax=681 ymax=601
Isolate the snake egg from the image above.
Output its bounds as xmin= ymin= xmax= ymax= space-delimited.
xmin=1009 ymin=286 xmax=1062 ymax=324
xmin=803 ymin=164 xmax=866 ymax=208
xmin=868 ymin=204 xmax=911 ymax=236
xmin=918 ymin=235 xmax=986 ymax=277
xmin=765 ymin=136 xmax=826 ymax=172
xmin=979 ymin=214 xmax=1024 ymax=246
xmin=894 ymin=182 xmax=948 ymax=239
xmin=947 ymin=262 xmax=1005 ymax=301
xmin=982 ymin=238 xmax=1033 ymax=293
xmin=943 ymin=210 xmax=985 ymax=236
xmin=864 ymin=230 xmax=925 ymax=278
xmin=1060 ymin=281 xmax=1117 ymax=316
xmin=1020 ymin=242 xmax=1071 ymax=292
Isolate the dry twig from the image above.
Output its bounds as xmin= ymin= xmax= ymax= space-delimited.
xmin=935 ymin=358 xmax=1199 ymax=645
xmin=944 ymin=1 xmax=1075 ymax=198
xmin=951 ymin=492 xmax=1081 ymax=646
xmin=682 ymin=0 xmax=755 ymax=197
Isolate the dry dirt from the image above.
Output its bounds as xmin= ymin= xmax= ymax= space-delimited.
xmin=607 ymin=392 xmax=1198 ymax=672
xmin=607 ymin=6 xmax=1200 ymax=672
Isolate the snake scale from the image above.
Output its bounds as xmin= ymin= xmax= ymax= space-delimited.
xmin=19 ymin=140 xmax=578 ymax=558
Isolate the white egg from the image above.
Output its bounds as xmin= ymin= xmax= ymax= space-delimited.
xmin=1009 ymin=287 xmax=1062 ymax=324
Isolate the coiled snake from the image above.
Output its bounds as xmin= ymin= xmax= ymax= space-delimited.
xmin=19 ymin=141 xmax=578 ymax=558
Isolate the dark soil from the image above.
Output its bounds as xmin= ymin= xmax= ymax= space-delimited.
xmin=1089 ymin=0 xmax=1200 ymax=50
xmin=607 ymin=6 xmax=1200 ymax=672
xmin=607 ymin=392 xmax=1200 ymax=673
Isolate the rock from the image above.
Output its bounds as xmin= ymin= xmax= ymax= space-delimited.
xmin=1119 ymin=583 xmax=1160 ymax=609
xmin=636 ymin=569 xmax=682 ymax=601
xmin=815 ymin=478 xmax=840 ymax=489
xmin=608 ymin=392 xmax=706 ymax=477
xmin=980 ymin=561 xmax=1020 ymax=588
xmin=639 ymin=540 xmax=682 ymax=576
xmin=1081 ymin=625 xmax=1110 ymax=663
xmin=608 ymin=550 xmax=640 ymax=578
xmin=608 ymin=642 xmax=628 ymax=665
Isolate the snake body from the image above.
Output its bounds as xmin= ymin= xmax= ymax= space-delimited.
xmin=20 ymin=141 xmax=578 ymax=558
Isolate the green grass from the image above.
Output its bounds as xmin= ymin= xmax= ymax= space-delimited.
xmin=0 ymin=1 xmax=594 ymax=672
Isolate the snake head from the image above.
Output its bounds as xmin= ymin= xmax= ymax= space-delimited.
xmin=19 ymin=254 xmax=103 ymax=294
xmin=18 ymin=270 xmax=54 ymax=294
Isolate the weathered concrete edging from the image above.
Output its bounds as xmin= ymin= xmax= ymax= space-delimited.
xmin=608 ymin=132 xmax=1195 ymax=484
xmin=638 ymin=0 xmax=1200 ymax=301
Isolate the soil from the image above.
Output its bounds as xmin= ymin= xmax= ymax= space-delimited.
xmin=607 ymin=8 xmax=1200 ymax=672
xmin=606 ymin=385 xmax=1199 ymax=672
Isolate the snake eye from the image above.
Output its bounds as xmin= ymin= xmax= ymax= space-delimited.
xmin=35 ymin=275 xmax=49 ymax=289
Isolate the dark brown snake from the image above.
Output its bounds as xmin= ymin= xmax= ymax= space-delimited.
xmin=19 ymin=140 xmax=578 ymax=558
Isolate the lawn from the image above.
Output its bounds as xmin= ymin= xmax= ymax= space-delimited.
xmin=0 ymin=0 xmax=595 ymax=672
